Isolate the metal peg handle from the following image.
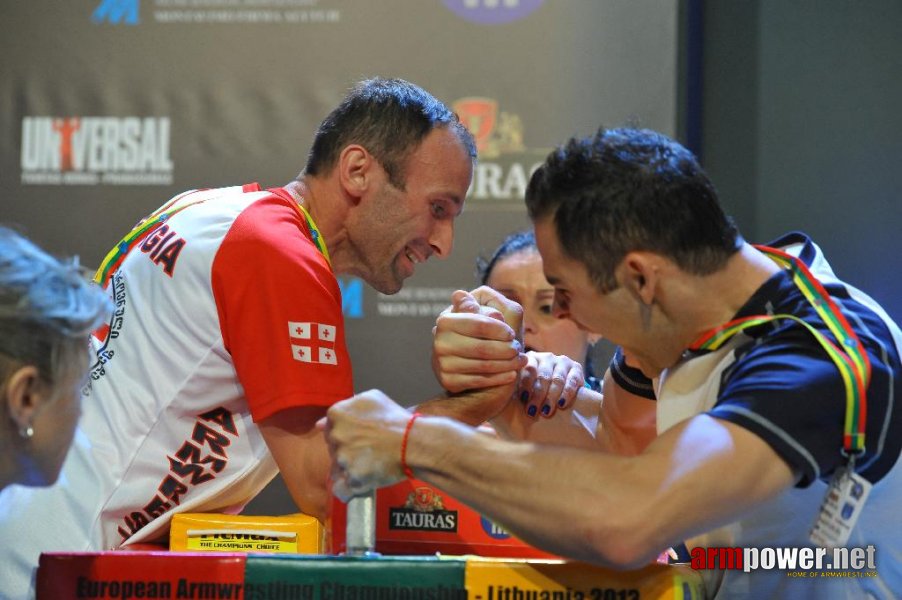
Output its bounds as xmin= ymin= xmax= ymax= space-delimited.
xmin=345 ymin=491 xmax=377 ymax=556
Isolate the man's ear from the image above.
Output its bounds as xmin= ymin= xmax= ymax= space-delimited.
xmin=621 ymin=252 xmax=659 ymax=306
xmin=337 ymin=144 xmax=374 ymax=203
xmin=4 ymin=365 xmax=42 ymax=434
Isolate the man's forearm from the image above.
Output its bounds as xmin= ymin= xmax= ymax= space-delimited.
xmin=258 ymin=406 xmax=332 ymax=523
xmin=490 ymin=386 xmax=605 ymax=449
xmin=403 ymin=414 xmax=660 ymax=567
xmin=415 ymin=387 xmax=515 ymax=426
xmin=401 ymin=413 xmax=796 ymax=569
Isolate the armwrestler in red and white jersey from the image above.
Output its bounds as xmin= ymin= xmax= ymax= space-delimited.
xmin=0 ymin=78 xmax=486 ymax=600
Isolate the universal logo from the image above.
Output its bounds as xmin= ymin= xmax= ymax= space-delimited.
xmin=388 ymin=487 xmax=458 ymax=532
xmin=20 ymin=116 xmax=173 ymax=186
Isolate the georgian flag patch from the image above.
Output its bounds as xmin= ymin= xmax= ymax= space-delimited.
xmin=288 ymin=321 xmax=338 ymax=365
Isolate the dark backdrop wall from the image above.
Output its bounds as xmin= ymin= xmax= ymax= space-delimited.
xmin=0 ymin=1 xmax=681 ymax=514
xmin=1 ymin=0 xmax=681 ymax=401
xmin=702 ymin=0 xmax=901 ymax=324
xmin=1 ymin=1 xmax=898 ymax=515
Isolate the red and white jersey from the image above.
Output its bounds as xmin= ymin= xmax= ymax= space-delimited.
xmin=0 ymin=184 xmax=353 ymax=596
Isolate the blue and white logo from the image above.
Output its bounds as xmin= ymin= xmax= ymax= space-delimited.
xmin=480 ymin=515 xmax=511 ymax=539
xmin=339 ymin=277 xmax=364 ymax=318
xmin=443 ymin=0 xmax=544 ymax=25
xmin=92 ymin=0 xmax=140 ymax=25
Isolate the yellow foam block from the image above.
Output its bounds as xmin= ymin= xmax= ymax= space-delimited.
xmin=169 ymin=513 xmax=323 ymax=554
xmin=465 ymin=557 xmax=706 ymax=599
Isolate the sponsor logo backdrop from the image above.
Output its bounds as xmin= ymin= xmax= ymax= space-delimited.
xmin=1 ymin=0 xmax=679 ymax=510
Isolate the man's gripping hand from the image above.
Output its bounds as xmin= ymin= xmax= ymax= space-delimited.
xmin=431 ymin=286 xmax=525 ymax=393
xmin=319 ymin=390 xmax=411 ymax=502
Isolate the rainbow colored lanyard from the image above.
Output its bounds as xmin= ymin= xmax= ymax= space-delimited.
xmin=295 ymin=202 xmax=331 ymax=266
xmin=94 ymin=187 xmax=331 ymax=288
xmin=688 ymin=245 xmax=871 ymax=458
xmin=94 ymin=191 xmax=202 ymax=287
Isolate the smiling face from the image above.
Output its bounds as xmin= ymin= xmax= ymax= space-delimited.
xmin=349 ymin=127 xmax=473 ymax=294
xmin=486 ymin=248 xmax=590 ymax=362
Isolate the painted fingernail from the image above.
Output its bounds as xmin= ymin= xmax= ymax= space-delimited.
xmin=520 ymin=391 xmax=529 ymax=403
xmin=541 ymin=405 xmax=551 ymax=416
xmin=527 ymin=405 xmax=537 ymax=417
xmin=558 ymin=398 xmax=566 ymax=407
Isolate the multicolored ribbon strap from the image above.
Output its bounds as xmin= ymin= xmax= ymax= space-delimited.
xmin=688 ymin=245 xmax=870 ymax=456
xmin=93 ymin=190 xmax=208 ymax=287
xmin=295 ymin=203 xmax=331 ymax=266
xmin=95 ymin=184 xmax=332 ymax=287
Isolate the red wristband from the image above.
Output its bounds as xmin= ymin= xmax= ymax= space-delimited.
xmin=400 ymin=412 xmax=422 ymax=479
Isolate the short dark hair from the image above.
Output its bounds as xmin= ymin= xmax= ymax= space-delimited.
xmin=304 ymin=78 xmax=476 ymax=189
xmin=525 ymin=127 xmax=741 ymax=292
xmin=476 ymin=229 xmax=537 ymax=286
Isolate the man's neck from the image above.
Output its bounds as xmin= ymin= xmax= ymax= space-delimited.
xmin=677 ymin=242 xmax=783 ymax=345
xmin=284 ymin=176 xmax=352 ymax=275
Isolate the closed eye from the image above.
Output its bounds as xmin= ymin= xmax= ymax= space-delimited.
xmin=431 ymin=202 xmax=447 ymax=219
